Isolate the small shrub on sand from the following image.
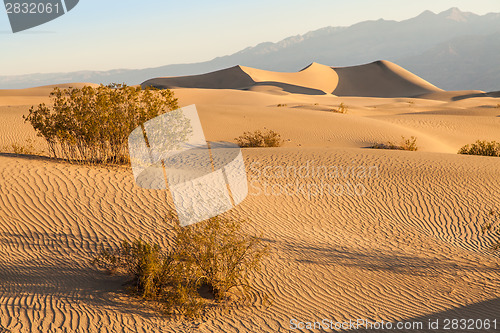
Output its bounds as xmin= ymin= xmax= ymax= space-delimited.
xmin=175 ymin=216 xmax=268 ymax=301
xmin=235 ymin=129 xmax=283 ymax=148
xmin=482 ymin=209 xmax=500 ymax=251
xmin=331 ymin=102 xmax=348 ymax=114
xmin=24 ymin=84 xmax=178 ymax=164
xmin=277 ymin=104 xmax=287 ymax=107
xmin=372 ymin=136 xmax=418 ymax=151
xmin=9 ymin=138 xmax=38 ymax=155
xmin=458 ymin=140 xmax=500 ymax=157
xmin=92 ymin=216 xmax=268 ymax=318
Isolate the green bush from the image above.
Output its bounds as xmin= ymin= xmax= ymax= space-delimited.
xmin=482 ymin=209 xmax=500 ymax=251
xmin=92 ymin=216 xmax=268 ymax=317
xmin=372 ymin=136 xmax=418 ymax=151
xmin=458 ymin=140 xmax=500 ymax=157
xmin=24 ymin=84 xmax=178 ymax=164
xmin=235 ymin=129 xmax=283 ymax=147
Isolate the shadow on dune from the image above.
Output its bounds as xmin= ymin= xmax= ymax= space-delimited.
xmin=142 ymin=65 xmax=255 ymax=90
xmin=343 ymin=298 xmax=500 ymax=333
xmin=247 ymin=82 xmax=327 ymax=95
xmin=263 ymin=238 xmax=500 ymax=332
xmin=0 ymin=152 xmax=54 ymax=162
xmin=0 ymin=230 xmax=160 ymax=318
xmin=0 ymin=261 xmax=160 ymax=318
xmin=452 ymin=91 xmax=500 ymax=101
xmin=398 ymin=108 xmax=500 ymax=117
xmin=0 ymin=152 xmax=130 ymax=169
xmin=262 ymin=238 xmax=500 ymax=275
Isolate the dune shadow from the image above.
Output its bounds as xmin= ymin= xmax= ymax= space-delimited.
xmin=0 ymin=260 xmax=161 ymax=318
xmin=0 ymin=151 xmax=54 ymax=162
xmin=246 ymin=82 xmax=328 ymax=95
xmin=344 ymin=298 xmax=500 ymax=332
xmin=395 ymin=109 xmax=499 ymax=116
xmin=0 ymin=230 xmax=160 ymax=318
xmin=269 ymin=238 xmax=499 ymax=275
xmin=452 ymin=91 xmax=500 ymax=101
xmin=0 ymin=152 xmax=130 ymax=170
xmin=141 ymin=65 xmax=255 ymax=90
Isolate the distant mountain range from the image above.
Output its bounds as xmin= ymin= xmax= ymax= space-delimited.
xmin=2 ymin=7 xmax=500 ymax=91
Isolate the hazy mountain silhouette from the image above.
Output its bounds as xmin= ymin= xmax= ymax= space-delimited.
xmin=1 ymin=7 xmax=499 ymax=91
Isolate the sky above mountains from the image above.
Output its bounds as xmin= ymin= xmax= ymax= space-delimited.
xmin=1 ymin=0 xmax=499 ymax=76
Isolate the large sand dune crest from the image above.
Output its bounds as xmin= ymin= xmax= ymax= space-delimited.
xmin=332 ymin=60 xmax=443 ymax=97
xmin=241 ymin=62 xmax=339 ymax=95
xmin=141 ymin=66 xmax=255 ymax=91
xmin=142 ymin=60 xmax=444 ymax=98
xmin=141 ymin=63 xmax=339 ymax=95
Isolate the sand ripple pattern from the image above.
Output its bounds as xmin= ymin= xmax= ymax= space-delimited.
xmin=0 ymin=148 xmax=499 ymax=332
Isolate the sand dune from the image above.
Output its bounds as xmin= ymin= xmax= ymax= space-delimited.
xmin=0 ymin=83 xmax=100 ymax=97
xmin=242 ymin=62 xmax=339 ymax=95
xmin=142 ymin=61 xmax=444 ymax=98
xmin=142 ymin=66 xmax=256 ymax=91
xmin=169 ymin=88 xmax=499 ymax=154
xmin=332 ymin=60 xmax=443 ymax=97
xmin=141 ymin=63 xmax=339 ymax=95
xmin=0 ymin=73 xmax=499 ymax=332
xmin=0 ymin=83 xmax=100 ymax=107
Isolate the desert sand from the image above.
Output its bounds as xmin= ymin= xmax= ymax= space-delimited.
xmin=0 ymin=62 xmax=499 ymax=332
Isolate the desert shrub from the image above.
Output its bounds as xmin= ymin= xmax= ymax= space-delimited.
xmin=175 ymin=216 xmax=268 ymax=300
xmin=458 ymin=140 xmax=500 ymax=157
xmin=94 ymin=239 xmax=174 ymax=294
xmin=331 ymin=102 xmax=348 ymax=114
xmin=372 ymin=136 xmax=418 ymax=151
xmin=401 ymin=136 xmax=418 ymax=151
xmin=93 ymin=238 xmax=204 ymax=317
xmin=235 ymin=129 xmax=283 ymax=147
xmin=93 ymin=216 xmax=268 ymax=317
xmin=277 ymin=104 xmax=287 ymax=107
xmin=8 ymin=138 xmax=38 ymax=155
xmin=24 ymin=84 xmax=178 ymax=164
xmin=482 ymin=209 xmax=500 ymax=251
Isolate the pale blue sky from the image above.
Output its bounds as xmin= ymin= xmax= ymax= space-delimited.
xmin=1 ymin=0 xmax=499 ymax=75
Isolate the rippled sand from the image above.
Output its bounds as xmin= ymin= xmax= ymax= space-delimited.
xmin=0 ymin=81 xmax=499 ymax=332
